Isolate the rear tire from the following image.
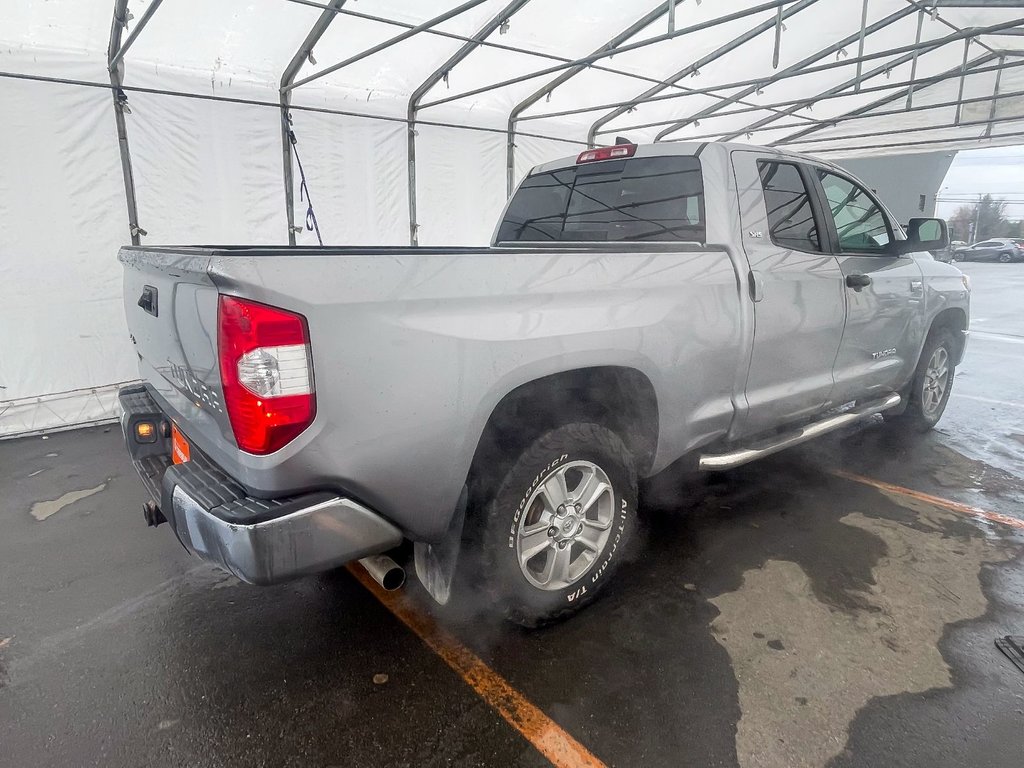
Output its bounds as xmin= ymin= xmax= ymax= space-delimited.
xmin=886 ymin=328 xmax=957 ymax=433
xmin=469 ymin=423 xmax=638 ymax=627
xmin=999 ymin=251 xmax=1013 ymax=263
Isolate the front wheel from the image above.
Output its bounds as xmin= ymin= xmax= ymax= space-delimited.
xmin=470 ymin=423 xmax=638 ymax=627
xmin=999 ymin=251 xmax=1013 ymax=263
xmin=887 ymin=328 xmax=957 ymax=433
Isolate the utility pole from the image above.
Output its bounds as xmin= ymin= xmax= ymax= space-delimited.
xmin=972 ymin=195 xmax=982 ymax=242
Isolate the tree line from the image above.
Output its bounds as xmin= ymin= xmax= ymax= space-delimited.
xmin=947 ymin=194 xmax=1024 ymax=242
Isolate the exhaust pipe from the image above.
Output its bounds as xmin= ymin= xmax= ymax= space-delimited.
xmin=143 ymin=500 xmax=166 ymax=527
xmin=358 ymin=554 xmax=406 ymax=591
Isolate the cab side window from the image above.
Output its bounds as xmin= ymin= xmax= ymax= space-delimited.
xmin=817 ymin=170 xmax=891 ymax=253
xmin=758 ymin=161 xmax=821 ymax=253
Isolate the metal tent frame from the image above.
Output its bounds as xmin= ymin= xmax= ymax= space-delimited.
xmin=98 ymin=0 xmax=1024 ymax=246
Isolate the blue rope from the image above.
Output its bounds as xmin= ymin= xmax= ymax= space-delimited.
xmin=287 ymin=115 xmax=323 ymax=246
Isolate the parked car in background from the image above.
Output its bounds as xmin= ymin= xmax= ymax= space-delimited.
xmin=914 ymin=227 xmax=956 ymax=262
xmin=953 ymin=238 xmax=1024 ymax=263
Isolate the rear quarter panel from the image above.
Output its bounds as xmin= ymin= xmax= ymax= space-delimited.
xmin=208 ymin=246 xmax=746 ymax=541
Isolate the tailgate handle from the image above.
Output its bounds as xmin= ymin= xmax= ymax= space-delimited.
xmin=138 ymin=285 xmax=158 ymax=316
xmin=748 ymin=270 xmax=765 ymax=302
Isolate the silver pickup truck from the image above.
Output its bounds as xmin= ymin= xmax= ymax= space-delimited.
xmin=117 ymin=141 xmax=969 ymax=626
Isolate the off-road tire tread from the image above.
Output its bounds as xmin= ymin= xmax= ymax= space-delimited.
xmin=886 ymin=327 xmax=957 ymax=433
xmin=475 ymin=422 xmax=637 ymax=627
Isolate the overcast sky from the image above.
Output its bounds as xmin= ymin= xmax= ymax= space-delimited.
xmin=935 ymin=145 xmax=1024 ymax=222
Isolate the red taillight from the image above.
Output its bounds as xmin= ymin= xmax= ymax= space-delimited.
xmin=576 ymin=144 xmax=637 ymax=164
xmin=217 ymin=296 xmax=315 ymax=455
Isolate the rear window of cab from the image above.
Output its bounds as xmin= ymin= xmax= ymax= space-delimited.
xmin=496 ymin=156 xmax=706 ymax=244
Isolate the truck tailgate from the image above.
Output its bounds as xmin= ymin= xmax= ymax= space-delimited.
xmin=119 ymin=248 xmax=235 ymax=452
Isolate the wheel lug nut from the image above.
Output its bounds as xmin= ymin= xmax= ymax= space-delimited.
xmin=574 ymin=503 xmax=582 ymax=513
xmin=576 ymin=523 xmax=584 ymax=535
xmin=558 ymin=541 xmax=568 ymax=549
xmin=547 ymin=527 xmax=557 ymax=537
xmin=556 ymin=505 xmax=566 ymax=516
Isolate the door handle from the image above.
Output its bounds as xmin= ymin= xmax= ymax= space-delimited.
xmin=748 ymin=270 xmax=765 ymax=302
xmin=846 ymin=273 xmax=872 ymax=291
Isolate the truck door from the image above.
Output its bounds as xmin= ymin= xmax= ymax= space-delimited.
xmin=730 ymin=151 xmax=846 ymax=439
xmin=810 ymin=168 xmax=925 ymax=404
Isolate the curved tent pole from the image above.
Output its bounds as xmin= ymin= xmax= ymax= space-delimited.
xmin=502 ymin=1 xmax=816 ymax=193
xmin=108 ymin=0 xmax=162 ymax=246
xmin=108 ymin=0 xmax=163 ymax=72
xmin=293 ymin=0 xmax=802 ymax=132
xmin=504 ymin=1 xmax=672 ymax=197
xmin=770 ymin=52 xmax=996 ymax=147
xmin=594 ymin=57 xmax=1024 ymax=136
xmin=407 ymin=0 xmax=532 ymax=246
xmin=764 ymin=107 xmax=1024 ymax=149
xmin=585 ymin=0 xmax=824 ymax=148
xmin=716 ymin=44 xmax=962 ymax=143
xmin=284 ymin=0 xmax=491 ymax=93
xmin=419 ymin=0 xmax=800 ymax=113
xmin=646 ymin=5 xmax=917 ymax=143
xmin=656 ymin=69 xmax=1024 ymax=143
xmin=279 ymin=0 xmax=348 ymax=246
xmin=591 ymin=23 xmax=1022 ymax=138
xmin=649 ymin=5 xmax=1020 ymax=142
xmin=896 ymin=0 xmax=1004 ymax=110
xmin=708 ymin=3 xmax=998 ymax=140
xmin=649 ymin=84 xmax=1024 ymax=146
xmin=786 ymin=128 xmax=1024 ymax=156
xmin=986 ymin=56 xmax=1006 ymax=138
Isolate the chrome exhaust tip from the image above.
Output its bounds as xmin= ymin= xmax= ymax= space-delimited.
xmin=358 ymin=554 xmax=406 ymax=591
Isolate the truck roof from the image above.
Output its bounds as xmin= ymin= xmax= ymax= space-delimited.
xmin=530 ymin=141 xmax=840 ymax=176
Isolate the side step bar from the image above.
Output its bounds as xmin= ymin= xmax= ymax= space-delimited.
xmin=699 ymin=393 xmax=902 ymax=471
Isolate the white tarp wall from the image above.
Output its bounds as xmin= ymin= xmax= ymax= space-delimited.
xmin=1 ymin=0 xmax=1023 ymax=436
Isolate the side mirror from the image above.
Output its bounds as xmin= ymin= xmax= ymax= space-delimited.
xmin=892 ymin=218 xmax=949 ymax=255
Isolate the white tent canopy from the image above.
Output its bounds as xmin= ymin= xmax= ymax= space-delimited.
xmin=1 ymin=0 xmax=1022 ymax=436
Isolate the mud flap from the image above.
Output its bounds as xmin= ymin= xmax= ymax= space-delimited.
xmin=996 ymin=636 xmax=1024 ymax=675
xmin=414 ymin=485 xmax=467 ymax=606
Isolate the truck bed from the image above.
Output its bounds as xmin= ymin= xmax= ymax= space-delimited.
xmin=119 ymin=240 xmax=743 ymax=543
xmin=124 ymin=242 xmax=712 ymax=256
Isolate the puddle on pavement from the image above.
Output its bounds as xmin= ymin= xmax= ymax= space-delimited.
xmin=627 ymin=448 xmax=1024 ymax=768
xmin=0 ymin=636 xmax=9 ymax=689
xmin=794 ymin=421 xmax=1024 ymax=513
xmin=710 ymin=497 xmax=1019 ymax=768
xmin=30 ymin=483 xmax=107 ymax=521
xmin=925 ymin=442 xmax=1019 ymax=494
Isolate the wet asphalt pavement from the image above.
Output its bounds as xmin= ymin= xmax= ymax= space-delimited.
xmin=1 ymin=262 xmax=1023 ymax=768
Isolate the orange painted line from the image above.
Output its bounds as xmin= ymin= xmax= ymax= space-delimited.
xmin=830 ymin=469 xmax=1024 ymax=531
xmin=347 ymin=564 xmax=606 ymax=768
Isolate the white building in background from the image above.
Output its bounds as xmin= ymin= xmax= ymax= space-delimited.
xmin=839 ymin=151 xmax=958 ymax=225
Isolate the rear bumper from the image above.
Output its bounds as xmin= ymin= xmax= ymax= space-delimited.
xmin=170 ymin=487 xmax=402 ymax=585
xmin=118 ymin=385 xmax=402 ymax=584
